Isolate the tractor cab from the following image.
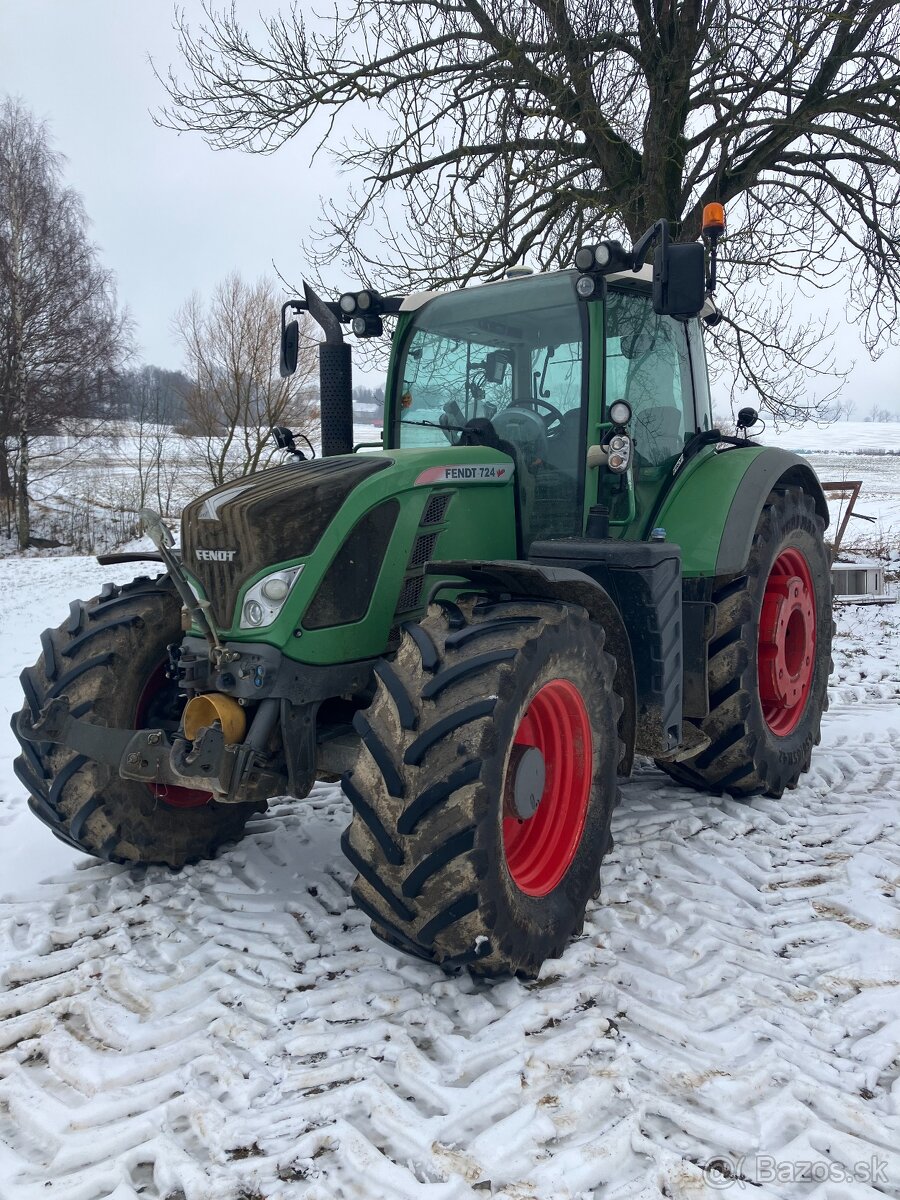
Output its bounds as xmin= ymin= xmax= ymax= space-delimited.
xmin=390 ymin=270 xmax=587 ymax=546
xmin=385 ymin=266 xmax=717 ymax=547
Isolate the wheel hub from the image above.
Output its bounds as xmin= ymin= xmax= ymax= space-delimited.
xmin=758 ymin=548 xmax=816 ymax=736
xmin=504 ymin=744 xmax=546 ymax=820
xmin=502 ymin=678 xmax=593 ymax=896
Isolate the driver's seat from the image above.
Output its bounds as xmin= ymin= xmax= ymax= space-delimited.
xmin=543 ymin=408 xmax=580 ymax=476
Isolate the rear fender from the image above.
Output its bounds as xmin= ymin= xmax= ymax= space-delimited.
xmin=655 ymin=446 xmax=829 ymax=577
xmin=428 ymin=559 xmax=636 ymax=775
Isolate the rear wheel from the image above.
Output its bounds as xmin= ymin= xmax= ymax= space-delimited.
xmin=658 ymin=486 xmax=832 ymax=797
xmin=13 ymin=575 xmax=262 ymax=867
xmin=342 ymin=597 xmax=621 ymax=976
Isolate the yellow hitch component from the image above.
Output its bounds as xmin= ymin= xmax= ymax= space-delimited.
xmin=182 ymin=693 xmax=247 ymax=745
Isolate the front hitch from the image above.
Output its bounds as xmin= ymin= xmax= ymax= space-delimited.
xmin=16 ymin=697 xmax=283 ymax=805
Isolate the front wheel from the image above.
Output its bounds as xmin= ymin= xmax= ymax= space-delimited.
xmin=342 ymin=597 xmax=621 ymax=976
xmin=658 ymin=486 xmax=832 ymax=797
xmin=13 ymin=575 xmax=263 ymax=867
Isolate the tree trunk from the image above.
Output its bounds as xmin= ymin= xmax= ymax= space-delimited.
xmin=16 ymin=430 xmax=30 ymax=549
xmin=0 ymin=442 xmax=12 ymax=537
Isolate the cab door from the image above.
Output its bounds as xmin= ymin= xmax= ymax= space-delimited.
xmin=600 ymin=285 xmax=701 ymax=533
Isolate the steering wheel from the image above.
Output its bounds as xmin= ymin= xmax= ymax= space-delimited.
xmin=491 ymin=403 xmax=552 ymax=461
xmin=507 ymin=398 xmax=565 ymax=434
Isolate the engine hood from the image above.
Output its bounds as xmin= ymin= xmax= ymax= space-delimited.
xmin=181 ymin=456 xmax=391 ymax=627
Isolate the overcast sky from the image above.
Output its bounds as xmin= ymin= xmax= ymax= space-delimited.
xmin=2 ymin=0 xmax=899 ymax=416
xmin=0 ymin=1 xmax=345 ymax=369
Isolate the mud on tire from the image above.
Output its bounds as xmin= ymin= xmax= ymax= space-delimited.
xmin=13 ymin=575 xmax=262 ymax=868
xmin=657 ymin=486 xmax=832 ymax=798
xmin=342 ymin=597 xmax=621 ymax=977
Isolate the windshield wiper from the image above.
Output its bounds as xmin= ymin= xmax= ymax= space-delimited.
xmin=401 ymin=418 xmax=465 ymax=433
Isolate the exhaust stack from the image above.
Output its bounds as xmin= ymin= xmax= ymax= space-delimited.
xmin=318 ymin=342 xmax=354 ymax=458
xmin=296 ymin=282 xmax=354 ymax=458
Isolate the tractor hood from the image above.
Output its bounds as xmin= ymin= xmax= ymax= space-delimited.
xmin=179 ymin=446 xmax=518 ymax=662
xmin=181 ymin=456 xmax=392 ymax=628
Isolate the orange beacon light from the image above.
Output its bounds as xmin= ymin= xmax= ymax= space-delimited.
xmin=702 ymin=202 xmax=726 ymax=239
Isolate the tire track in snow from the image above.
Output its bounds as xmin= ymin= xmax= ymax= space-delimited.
xmin=1 ymin=732 xmax=898 ymax=1200
xmin=0 ymin=603 xmax=897 ymax=1199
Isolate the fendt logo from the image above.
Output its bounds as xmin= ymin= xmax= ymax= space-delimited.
xmin=195 ymin=548 xmax=238 ymax=562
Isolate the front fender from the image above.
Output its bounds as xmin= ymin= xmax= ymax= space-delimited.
xmin=654 ymin=446 xmax=829 ymax=577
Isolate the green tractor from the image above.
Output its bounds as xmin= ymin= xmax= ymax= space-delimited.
xmin=14 ymin=214 xmax=832 ymax=975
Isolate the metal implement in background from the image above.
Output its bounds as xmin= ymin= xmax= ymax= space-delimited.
xmin=818 ymin=481 xmax=894 ymax=606
xmin=819 ymin=480 xmax=875 ymax=553
xmin=831 ymin=560 xmax=896 ymax=606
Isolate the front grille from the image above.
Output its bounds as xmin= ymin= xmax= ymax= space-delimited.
xmin=421 ymin=492 xmax=452 ymax=525
xmin=182 ymin=456 xmax=390 ymax=628
xmin=396 ymin=576 xmax=424 ymax=614
xmin=303 ymin=501 xmax=400 ymax=630
xmin=392 ymin=496 xmax=449 ymax=620
xmin=408 ymin=532 xmax=439 ymax=569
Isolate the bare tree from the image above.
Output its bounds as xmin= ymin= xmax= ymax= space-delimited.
xmin=112 ymin=364 xmax=191 ymax=424
xmin=0 ymin=97 xmax=130 ymax=547
xmin=174 ymin=272 xmax=317 ymax=487
xmin=864 ymin=402 xmax=897 ymax=422
xmin=159 ymin=0 xmax=900 ymax=420
xmin=120 ymin=365 xmax=190 ymax=515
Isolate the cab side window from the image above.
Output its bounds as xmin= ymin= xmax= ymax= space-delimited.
xmin=606 ymin=289 xmax=694 ymax=468
xmin=687 ymin=318 xmax=714 ymax=432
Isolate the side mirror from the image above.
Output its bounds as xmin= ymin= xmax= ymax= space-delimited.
xmin=280 ymin=318 xmax=299 ymax=377
xmin=653 ymin=242 xmax=705 ymax=320
xmin=272 ymin=425 xmax=306 ymax=460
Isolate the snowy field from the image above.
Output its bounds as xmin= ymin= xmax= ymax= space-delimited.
xmin=758 ymin=423 xmax=900 ymax=550
xmin=14 ymin=419 xmax=900 ymax=558
xmin=0 ymin=441 xmax=898 ymax=1199
xmin=12 ymin=421 xmax=382 ymax=555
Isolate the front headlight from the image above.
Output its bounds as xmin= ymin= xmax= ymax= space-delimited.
xmin=239 ymin=566 xmax=303 ymax=629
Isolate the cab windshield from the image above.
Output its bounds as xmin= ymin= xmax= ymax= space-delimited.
xmin=393 ymin=273 xmax=586 ymax=544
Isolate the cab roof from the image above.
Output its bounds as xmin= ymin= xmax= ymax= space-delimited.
xmin=397 ymin=263 xmax=720 ymax=320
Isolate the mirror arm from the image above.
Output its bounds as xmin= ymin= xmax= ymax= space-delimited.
xmin=630 ymin=218 xmax=670 ymax=272
xmin=303 ymin=282 xmax=344 ymax=344
xmin=280 ymin=298 xmax=306 ymax=334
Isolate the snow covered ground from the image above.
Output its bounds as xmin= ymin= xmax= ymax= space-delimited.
xmin=0 ymin=452 xmax=898 ymax=1199
xmin=757 ymin=423 xmax=900 ymax=550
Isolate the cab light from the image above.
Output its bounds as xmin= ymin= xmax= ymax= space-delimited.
xmin=606 ymin=433 xmax=632 ymax=473
xmin=609 ymin=400 xmax=632 ymax=426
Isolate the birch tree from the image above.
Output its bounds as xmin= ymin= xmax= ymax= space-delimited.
xmin=0 ymin=97 xmax=129 ymax=546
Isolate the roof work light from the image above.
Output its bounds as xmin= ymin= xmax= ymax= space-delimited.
xmin=573 ymin=240 xmax=634 ymax=285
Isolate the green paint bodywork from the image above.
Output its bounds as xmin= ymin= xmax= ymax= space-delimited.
xmin=188 ymin=444 xmax=517 ymax=662
xmin=649 ymin=443 xmax=767 ymax=576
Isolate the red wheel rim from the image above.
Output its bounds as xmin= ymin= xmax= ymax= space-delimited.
xmin=134 ymin=663 xmax=211 ymax=809
xmin=502 ymin=679 xmax=593 ymax=896
xmin=757 ymin=547 xmax=816 ymax=736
